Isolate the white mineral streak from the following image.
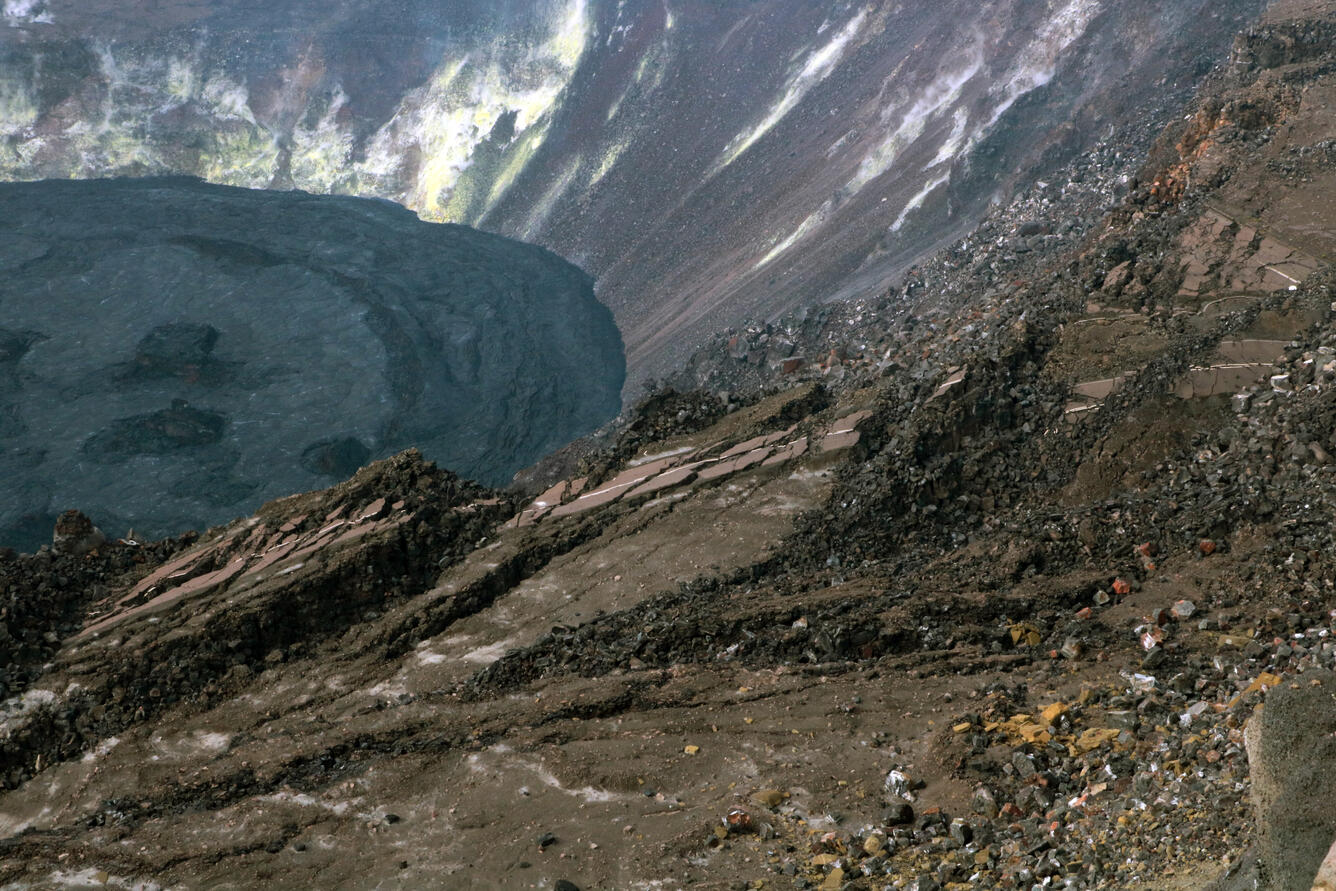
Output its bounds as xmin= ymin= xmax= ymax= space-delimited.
xmin=754 ymin=0 xmax=1101 ymax=268
xmin=712 ymin=9 xmax=869 ymax=175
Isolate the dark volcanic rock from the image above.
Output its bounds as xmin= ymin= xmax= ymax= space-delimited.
xmin=83 ymin=400 xmax=228 ymax=459
xmin=0 ymin=177 xmax=624 ymax=550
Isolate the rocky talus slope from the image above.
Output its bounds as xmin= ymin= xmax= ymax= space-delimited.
xmin=0 ymin=177 xmax=624 ymax=551
xmin=5 ymin=3 xmax=1336 ymax=890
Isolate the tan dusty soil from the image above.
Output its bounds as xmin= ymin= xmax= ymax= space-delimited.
xmin=1046 ymin=317 xmax=1168 ymax=384
xmin=0 ymin=490 xmax=1276 ymax=890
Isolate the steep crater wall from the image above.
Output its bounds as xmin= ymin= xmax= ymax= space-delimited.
xmin=0 ymin=177 xmax=624 ymax=550
xmin=0 ymin=0 xmax=1267 ymax=385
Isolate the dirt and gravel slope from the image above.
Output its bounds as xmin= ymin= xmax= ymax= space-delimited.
xmin=3 ymin=2 xmax=1336 ymax=889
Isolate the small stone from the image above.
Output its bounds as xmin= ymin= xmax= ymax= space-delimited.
xmin=554 ymin=881 xmax=581 ymax=891
xmin=1182 ymin=701 xmax=1210 ymax=724
xmin=863 ymin=832 xmax=886 ymax=855
xmin=725 ymin=808 xmax=754 ymax=832
xmin=753 ymin=789 xmax=785 ymax=808
xmin=537 ymin=832 xmax=558 ymax=849
xmin=883 ymin=802 xmax=915 ymax=824
xmin=1171 ymin=600 xmax=1196 ymax=620
xmin=1009 ymin=623 xmax=1043 ymax=647
xmin=972 ymin=785 xmax=1000 ymax=818
xmin=821 ymin=867 xmax=845 ymax=890
xmin=909 ymin=874 xmax=941 ymax=891
xmin=1128 ymin=672 xmax=1157 ymax=692
xmin=1041 ymin=702 xmax=1068 ymax=724
xmin=1074 ymin=728 xmax=1120 ymax=754
xmin=683 ymin=745 xmax=700 ymax=755
xmin=884 ymin=769 xmax=912 ymax=800
xmin=1106 ymin=710 xmax=1139 ymax=731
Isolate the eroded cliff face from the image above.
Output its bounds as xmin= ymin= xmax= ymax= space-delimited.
xmin=0 ymin=1 xmax=1264 ymax=382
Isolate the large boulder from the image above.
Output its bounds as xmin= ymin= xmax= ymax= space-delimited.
xmin=1243 ymin=670 xmax=1336 ymax=890
xmin=0 ymin=177 xmax=624 ymax=549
